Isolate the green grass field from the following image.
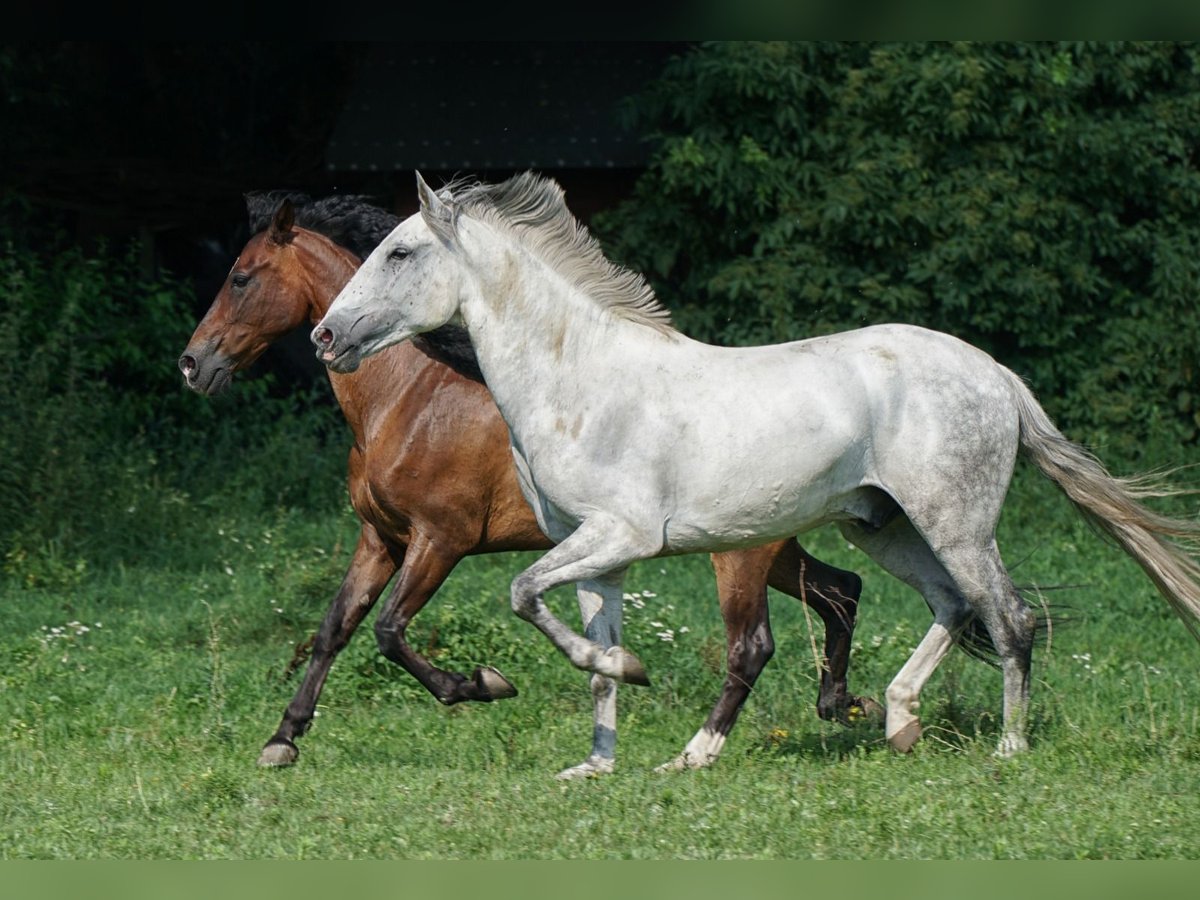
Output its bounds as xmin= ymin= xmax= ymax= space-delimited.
xmin=3 ymin=463 xmax=1199 ymax=859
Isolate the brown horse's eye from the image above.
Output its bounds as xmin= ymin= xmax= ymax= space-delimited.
xmin=231 ymin=273 xmax=250 ymax=289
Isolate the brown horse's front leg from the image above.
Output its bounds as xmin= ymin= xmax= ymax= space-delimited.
xmin=766 ymin=538 xmax=882 ymax=726
xmin=259 ymin=526 xmax=398 ymax=766
xmin=373 ymin=534 xmax=517 ymax=705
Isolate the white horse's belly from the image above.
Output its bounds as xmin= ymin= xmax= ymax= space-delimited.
xmin=661 ymin=489 xmax=847 ymax=552
xmin=658 ymin=432 xmax=868 ymax=552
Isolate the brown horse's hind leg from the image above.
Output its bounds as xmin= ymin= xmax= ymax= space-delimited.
xmin=658 ymin=546 xmax=776 ymax=770
xmin=658 ymin=538 xmax=878 ymax=772
xmin=766 ymin=539 xmax=883 ymax=726
xmin=259 ymin=526 xmax=398 ymax=767
xmin=373 ymin=533 xmax=518 ymax=705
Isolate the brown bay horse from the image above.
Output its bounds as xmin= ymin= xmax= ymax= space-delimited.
xmin=180 ymin=194 xmax=876 ymax=772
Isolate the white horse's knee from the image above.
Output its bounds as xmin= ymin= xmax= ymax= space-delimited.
xmin=510 ymin=574 xmax=538 ymax=619
xmin=590 ymin=672 xmax=616 ymax=700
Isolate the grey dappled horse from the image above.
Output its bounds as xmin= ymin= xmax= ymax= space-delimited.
xmin=313 ymin=172 xmax=1200 ymax=763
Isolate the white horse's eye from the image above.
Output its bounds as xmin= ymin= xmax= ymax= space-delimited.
xmin=388 ymin=246 xmax=411 ymax=261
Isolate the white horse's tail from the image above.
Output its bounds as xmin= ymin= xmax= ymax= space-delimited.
xmin=1005 ymin=368 xmax=1200 ymax=641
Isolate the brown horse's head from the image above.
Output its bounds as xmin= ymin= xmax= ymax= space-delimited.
xmin=180 ymin=199 xmax=354 ymax=395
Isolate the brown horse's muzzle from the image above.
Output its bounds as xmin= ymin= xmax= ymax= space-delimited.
xmin=178 ymin=343 xmax=234 ymax=396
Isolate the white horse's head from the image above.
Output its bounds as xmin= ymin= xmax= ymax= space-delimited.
xmin=311 ymin=172 xmax=463 ymax=373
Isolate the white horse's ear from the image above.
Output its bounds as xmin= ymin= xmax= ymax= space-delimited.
xmin=416 ymin=171 xmax=457 ymax=247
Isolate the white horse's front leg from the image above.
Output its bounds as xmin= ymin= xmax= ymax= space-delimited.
xmin=557 ymin=576 xmax=624 ymax=780
xmin=510 ymin=517 xmax=657 ymax=685
xmin=556 ymin=674 xmax=619 ymax=780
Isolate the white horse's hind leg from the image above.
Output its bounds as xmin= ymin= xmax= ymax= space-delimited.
xmin=883 ymin=621 xmax=957 ymax=751
xmin=934 ymin=543 xmax=1034 ymax=757
xmin=557 ymin=576 xmax=623 ymax=780
xmin=838 ymin=516 xmax=973 ymax=752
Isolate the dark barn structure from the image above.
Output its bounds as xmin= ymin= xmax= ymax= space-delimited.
xmin=3 ymin=42 xmax=686 ymax=383
xmin=7 ymin=41 xmax=686 ymax=271
xmin=323 ymin=43 xmax=685 ymax=220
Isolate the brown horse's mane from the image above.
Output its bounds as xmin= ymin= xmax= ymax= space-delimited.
xmin=245 ymin=191 xmax=400 ymax=261
xmin=245 ymin=191 xmax=484 ymax=382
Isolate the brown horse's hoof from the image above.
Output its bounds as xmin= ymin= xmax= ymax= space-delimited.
xmin=888 ymin=719 xmax=922 ymax=753
xmin=257 ymin=740 xmax=299 ymax=767
xmin=841 ymin=695 xmax=885 ymax=728
xmin=474 ymin=665 xmax=518 ymax=700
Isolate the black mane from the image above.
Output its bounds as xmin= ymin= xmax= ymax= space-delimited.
xmin=244 ymin=191 xmax=484 ymax=382
xmin=245 ymin=191 xmax=400 ymax=262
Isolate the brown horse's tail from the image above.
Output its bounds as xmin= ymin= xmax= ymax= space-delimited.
xmin=1004 ymin=368 xmax=1200 ymax=641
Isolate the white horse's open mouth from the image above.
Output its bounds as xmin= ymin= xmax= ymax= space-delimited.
xmin=318 ymin=344 xmax=362 ymax=374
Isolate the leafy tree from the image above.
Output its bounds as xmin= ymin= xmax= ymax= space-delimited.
xmin=596 ymin=42 xmax=1200 ymax=457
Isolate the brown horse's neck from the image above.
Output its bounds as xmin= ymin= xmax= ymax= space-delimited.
xmin=291 ymin=231 xmax=378 ymax=443
xmin=295 ymin=232 xmax=362 ymax=326
xmin=294 ymin=229 xmax=468 ymax=453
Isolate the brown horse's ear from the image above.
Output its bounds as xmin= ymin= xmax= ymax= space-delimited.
xmin=269 ymin=199 xmax=296 ymax=245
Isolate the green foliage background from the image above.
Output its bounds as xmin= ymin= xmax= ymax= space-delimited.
xmin=596 ymin=41 xmax=1200 ymax=458
xmin=0 ymin=202 xmax=345 ymax=588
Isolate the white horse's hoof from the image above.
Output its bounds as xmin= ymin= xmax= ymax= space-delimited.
xmin=600 ymin=646 xmax=649 ymax=686
xmin=555 ymin=757 xmax=615 ymax=780
xmin=887 ymin=719 xmax=922 ymax=753
xmin=994 ymin=735 xmax=1029 ymax=758
xmin=257 ymin=741 xmax=298 ymax=767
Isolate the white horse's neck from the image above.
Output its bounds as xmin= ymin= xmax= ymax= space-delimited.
xmin=454 ymin=218 xmax=665 ymax=430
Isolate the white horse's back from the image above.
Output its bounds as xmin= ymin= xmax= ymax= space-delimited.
xmin=568 ymin=322 xmax=1021 ymax=553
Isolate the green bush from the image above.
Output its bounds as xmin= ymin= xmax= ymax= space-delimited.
xmin=597 ymin=42 xmax=1200 ymax=459
xmin=0 ymin=212 xmax=345 ymax=583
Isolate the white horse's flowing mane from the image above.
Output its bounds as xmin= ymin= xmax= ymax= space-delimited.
xmin=449 ymin=172 xmax=677 ymax=336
